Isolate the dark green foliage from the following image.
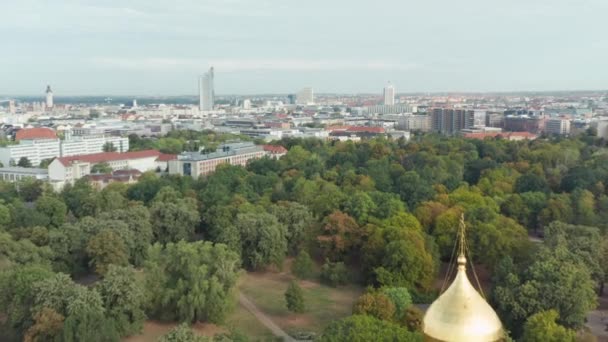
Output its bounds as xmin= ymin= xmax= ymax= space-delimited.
xmin=17 ymin=156 xmax=32 ymax=168
xmin=292 ymin=250 xmax=314 ymax=279
xmin=144 ymin=241 xmax=240 ymax=323
xmin=158 ymin=323 xmax=209 ymax=342
xmin=320 ymin=260 xmax=349 ymax=287
xmin=285 ymin=280 xmax=306 ymax=313
xmin=233 ymin=211 xmax=287 ymax=270
xmin=96 ymin=265 xmax=146 ymax=337
xmin=318 ymin=315 xmax=422 ymax=342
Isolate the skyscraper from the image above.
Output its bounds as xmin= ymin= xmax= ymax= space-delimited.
xmin=383 ymin=82 xmax=395 ymax=106
xmin=296 ymin=87 xmax=314 ymax=105
xmin=45 ymin=85 xmax=53 ymax=109
xmin=199 ymin=67 xmax=215 ymax=111
xmin=430 ymin=108 xmax=474 ymax=135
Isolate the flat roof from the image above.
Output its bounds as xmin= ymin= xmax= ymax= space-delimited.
xmin=0 ymin=167 xmax=48 ymax=175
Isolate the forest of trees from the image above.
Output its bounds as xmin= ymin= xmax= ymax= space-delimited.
xmin=1 ymin=130 xmax=608 ymax=341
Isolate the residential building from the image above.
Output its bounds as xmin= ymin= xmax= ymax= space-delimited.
xmin=364 ymin=104 xmax=412 ymax=115
xmin=0 ymin=167 xmax=48 ymax=182
xmin=199 ymin=67 xmax=215 ymax=111
xmin=383 ymin=83 xmax=395 ymax=105
xmin=60 ymin=132 xmax=129 ymax=156
xmin=0 ymin=138 xmax=60 ymax=167
xmin=296 ymin=87 xmax=314 ymax=105
xmin=399 ymin=114 xmax=431 ymax=132
xmin=168 ymin=142 xmax=268 ymax=177
xmin=86 ymin=169 xmax=142 ymax=189
xmin=48 ymin=150 xmax=172 ymax=186
xmin=545 ymin=118 xmax=571 ymax=135
xmin=430 ymin=108 xmax=474 ymax=135
xmin=463 ymin=132 xmax=538 ymax=141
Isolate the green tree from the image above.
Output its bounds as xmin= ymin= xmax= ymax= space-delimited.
xmin=0 ymin=264 xmax=54 ymax=335
xmin=234 ymin=211 xmax=287 ymax=270
xmin=86 ymin=230 xmax=129 ymax=276
xmin=158 ymin=323 xmax=209 ymax=342
xmin=103 ymin=142 xmax=117 ymax=152
xmin=35 ymin=195 xmax=67 ymax=228
xmin=17 ymin=156 xmax=32 ymax=168
xmin=318 ymin=315 xmax=422 ymax=342
xmin=285 ymin=280 xmax=305 ymax=313
xmin=352 ymin=292 xmax=396 ymax=321
xmin=91 ymin=162 xmax=113 ymax=174
xmin=150 ymin=198 xmax=200 ymax=244
xmin=38 ymin=158 xmax=55 ymax=169
xmin=268 ymin=201 xmax=314 ymax=255
xmin=292 ymin=250 xmax=314 ymax=279
xmin=99 ymin=206 xmax=153 ymax=267
xmin=96 ymin=265 xmax=146 ymax=337
xmin=493 ymin=246 xmax=597 ymax=333
xmin=144 ymin=241 xmax=240 ymax=323
xmin=320 ymin=260 xmax=349 ymax=287
xmin=381 ymin=287 xmax=412 ymax=321
xmin=521 ymin=310 xmax=576 ymax=342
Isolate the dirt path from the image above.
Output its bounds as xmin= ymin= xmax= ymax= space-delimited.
xmin=238 ymin=292 xmax=296 ymax=342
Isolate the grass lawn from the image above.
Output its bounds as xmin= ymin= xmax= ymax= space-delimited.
xmin=223 ymin=301 xmax=276 ymax=341
xmin=238 ymin=270 xmax=363 ymax=335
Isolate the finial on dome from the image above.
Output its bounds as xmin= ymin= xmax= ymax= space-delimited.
xmin=457 ymin=213 xmax=467 ymax=268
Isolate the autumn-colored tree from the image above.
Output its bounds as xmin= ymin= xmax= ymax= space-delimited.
xmin=317 ymin=210 xmax=363 ymax=261
xmin=86 ymin=230 xmax=128 ymax=276
xmin=352 ymin=292 xmax=396 ymax=322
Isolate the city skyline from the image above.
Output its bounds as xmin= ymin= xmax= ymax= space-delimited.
xmin=2 ymin=0 xmax=608 ymax=95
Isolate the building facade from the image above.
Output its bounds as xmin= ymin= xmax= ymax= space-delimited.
xmin=199 ymin=67 xmax=215 ymax=111
xmin=545 ymin=118 xmax=571 ymax=135
xmin=430 ymin=108 xmax=475 ymax=135
xmin=383 ymin=83 xmax=395 ymax=105
xmin=296 ymin=87 xmax=314 ymax=105
xmin=0 ymin=167 xmax=49 ymax=182
xmin=0 ymin=139 xmax=60 ymax=167
xmin=45 ymin=85 xmax=53 ymax=109
xmin=169 ymin=142 xmax=269 ymax=178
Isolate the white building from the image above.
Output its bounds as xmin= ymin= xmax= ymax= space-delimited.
xmin=61 ymin=133 xmax=129 ymax=156
xmin=0 ymin=139 xmax=60 ymax=167
xmin=242 ymin=99 xmax=252 ymax=110
xmin=296 ymin=87 xmax=314 ymax=105
xmin=383 ymin=83 xmax=395 ymax=106
xmin=46 ymin=85 xmax=53 ymax=109
xmin=0 ymin=167 xmax=48 ymax=182
xmin=48 ymin=150 xmax=171 ymax=187
xmin=199 ymin=67 xmax=215 ymax=111
xmin=169 ymin=142 xmax=279 ymax=178
xmin=545 ymin=118 xmax=571 ymax=135
xmin=399 ymin=114 xmax=431 ymax=132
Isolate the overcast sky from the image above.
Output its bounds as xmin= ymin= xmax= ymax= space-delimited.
xmin=1 ymin=0 xmax=607 ymax=95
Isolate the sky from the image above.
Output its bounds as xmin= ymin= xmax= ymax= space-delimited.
xmin=1 ymin=0 xmax=608 ymax=95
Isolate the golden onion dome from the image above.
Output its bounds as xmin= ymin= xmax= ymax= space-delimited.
xmin=423 ymin=216 xmax=504 ymax=342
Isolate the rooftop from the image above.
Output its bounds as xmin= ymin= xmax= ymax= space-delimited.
xmin=15 ymin=127 xmax=57 ymax=141
xmin=0 ymin=167 xmax=49 ymax=175
xmin=56 ymin=150 xmax=168 ymax=166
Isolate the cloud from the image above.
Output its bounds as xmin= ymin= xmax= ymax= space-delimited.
xmin=90 ymin=57 xmax=421 ymax=72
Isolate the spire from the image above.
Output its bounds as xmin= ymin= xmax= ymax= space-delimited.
xmin=457 ymin=213 xmax=467 ymax=269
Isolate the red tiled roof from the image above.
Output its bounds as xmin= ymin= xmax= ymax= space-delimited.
xmin=15 ymin=128 xmax=57 ymax=141
xmin=56 ymin=150 xmax=162 ymax=167
xmin=156 ymin=153 xmax=177 ymax=162
xmin=346 ymin=126 xmax=385 ymax=133
xmin=263 ymin=145 xmax=288 ymax=154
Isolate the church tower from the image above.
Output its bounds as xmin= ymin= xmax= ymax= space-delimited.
xmin=423 ymin=215 xmax=504 ymax=341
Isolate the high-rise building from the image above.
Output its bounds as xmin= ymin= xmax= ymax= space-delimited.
xmin=296 ymin=87 xmax=314 ymax=105
xmin=45 ymin=85 xmax=53 ymax=109
xmin=430 ymin=108 xmax=474 ymax=135
xmin=383 ymin=83 xmax=395 ymax=106
xmin=8 ymin=100 xmax=15 ymax=114
xmin=545 ymin=118 xmax=571 ymax=135
xmin=199 ymin=67 xmax=215 ymax=111
xmin=287 ymin=94 xmax=297 ymax=105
